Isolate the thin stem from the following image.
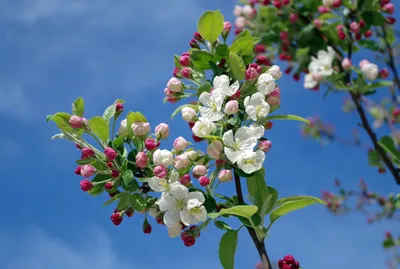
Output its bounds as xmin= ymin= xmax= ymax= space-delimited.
xmin=234 ymin=173 xmax=272 ymax=269
xmin=382 ymin=26 xmax=400 ymax=91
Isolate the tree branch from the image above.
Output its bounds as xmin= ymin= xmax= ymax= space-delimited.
xmin=234 ymin=173 xmax=272 ymax=269
xmin=381 ymin=26 xmax=400 ymax=91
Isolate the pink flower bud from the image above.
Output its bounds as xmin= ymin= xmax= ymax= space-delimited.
xmin=111 ymin=169 xmax=120 ymax=178
xmin=192 ymin=135 xmax=203 ymax=142
xmin=143 ymin=223 xmax=152 ymax=234
xmin=153 ymin=165 xmax=167 ymax=178
xmin=290 ymin=13 xmax=299 ymax=23
xmin=179 ymin=55 xmax=191 ymax=66
xmin=104 ymin=147 xmax=118 ymax=161
xmin=189 ymin=38 xmax=200 ymax=49
xmin=383 ymin=3 xmax=394 ymax=14
xmin=230 ymin=90 xmax=241 ymax=100
xmin=258 ymin=140 xmax=272 ymax=152
xmin=199 ymin=176 xmax=210 ymax=187
xmin=359 ymin=59 xmax=370 ymax=68
xmin=350 ymin=22 xmax=360 ymax=34
xmin=314 ymin=19 xmax=323 ymax=28
xmin=173 ymin=67 xmax=180 ymax=77
xmin=181 ymin=67 xmax=191 ymax=79
xmin=125 ymin=209 xmax=134 ymax=217
xmin=145 ymin=138 xmax=157 ymax=151
xmin=194 ymin=32 xmax=203 ymax=42
xmin=164 ymin=87 xmax=174 ymax=97
xmin=81 ymin=147 xmax=95 ymax=159
xmin=262 ymin=0 xmax=271 ymax=4
xmin=338 ymin=31 xmax=346 ymax=41
xmin=267 ymin=89 xmax=280 ymax=107
xmin=183 ymin=234 xmax=196 ymax=247
xmin=80 ymin=179 xmax=93 ymax=192
xmin=256 ymin=55 xmax=270 ymax=65
xmin=74 ymin=166 xmax=82 ymax=175
xmin=223 ymin=21 xmax=232 ymax=34
xmin=249 ymin=63 xmax=262 ymax=73
xmin=282 ymin=0 xmax=290 ymax=5
xmin=105 ymin=182 xmax=114 ymax=190
xmin=155 ymin=123 xmax=169 ymax=139
xmin=174 ymin=154 xmax=190 ymax=169
xmin=386 ymin=17 xmax=396 ymax=25
xmin=245 ymin=67 xmax=259 ymax=81
xmin=173 ymin=136 xmax=188 ymax=151
xmin=110 ymin=212 xmax=123 ymax=226
xmin=80 ymin=164 xmax=96 ymax=177
xmin=380 ymin=68 xmax=389 ymax=78
xmin=132 ymin=122 xmax=150 ymax=136
xmin=167 ymin=77 xmax=183 ymax=92
xmin=341 ymin=58 xmax=352 ymax=70
xmin=279 ymin=31 xmax=289 ymax=41
xmin=115 ymin=102 xmax=124 ymax=113
xmin=136 ymin=152 xmax=148 ymax=169
xmin=69 ymin=115 xmax=83 ymax=128
xmin=224 ymin=100 xmax=239 ymax=115
xmin=254 ymin=44 xmax=266 ymax=53
xmin=273 ymin=0 xmax=282 ymax=8
xmin=318 ymin=6 xmax=330 ymax=13
xmin=216 ymin=159 xmax=226 ymax=168
xmin=207 ymin=140 xmax=223 ymax=159
xmin=333 ymin=0 xmax=342 ymax=8
xmin=218 ymin=170 xmax=232 ymax=182
xmin=364 ymin=30 xmax=372 ymax=38
xmin=265 ymin=121 xmax=273 ymax=130
xmin=193 ymin=165 xmax=207 ymax=177
xmin=179 ymin=174 xmax=191 ymax=186
xmin=235 ymin=16 xmax=247 ymax=29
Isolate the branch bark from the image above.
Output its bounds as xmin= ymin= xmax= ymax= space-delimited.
xmin=381 ymin=26 xmax=400 ymax=91
xmin=234 ymin=173 xmax=272 ymax=269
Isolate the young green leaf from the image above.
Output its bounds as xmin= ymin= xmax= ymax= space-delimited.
xmin=230 ymin=36 xmax=260 ymax=56
xmin=229 ymin=51 xmax=246 ymax=81
xmin=378 ymin=136 xmax=400 ymax=164
xmin=209 ymin=205 xmax=258 ymax=219
xmin=264 ymin=114 xmax=310 ymax=124
xmin=358 ymin=39 xmax=380 ymax=51
xmin=197 ymin=10 xmax=224 ymax=43
xmin=191 ymin=50 xmax=215 ymax=70
xmin=89 ymin=116 xmax=109 ymax=143
xmin=214 ymin=220 xmax=233 ymax=231
xmin=219 ymin=230 xmax=239 ymax=269
xmin=103 ymin=99 xmax=124 ymax=123
xmin=247 ymin=168 xmax=269 ymax=213
xmin=48 ymin=114 xmax=74 ymax=133
xmin=130 ymin=193 xmax=147 ymax=211
xmin=72 ymin=97 xmax=85 ymax=117
xmin=121 ymin=170 xmax=134 ymax=188
xmin=260 ymin=187 xmax=279 ymax=216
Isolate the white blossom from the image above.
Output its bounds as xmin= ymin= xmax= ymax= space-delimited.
xmin=192 ymin=117 xmax=216 ymax=137
xmin=148 ymin=170 xmax=179 ymax=192
xmin=304 ymin=73 xmax=318 ymax=89
xmin=237 ymin=150 xmax=265 ymax=174
xmin=249 ymin=124 xmax=265 ymax=139
xmin=223 ymin=127 xmax=257 ymax=164
xmin=308 ymin=46 xmax=335 ymax=77
xmin=199 ymin=91 xmax=225 ymax=121
xmin=244 ymin=92 xmax=271 ymax=121
xmin=361 ymin=63 xmax=379 ymax=80
xmin=268 ymin=65 xmax=282 ymax=80
xmin=181 ymin=107 xmax=197 ymax=122
xmin=213 ymin=75 xmax=240 ymax=97
xmin=153 ymin=149 xmax=173 ymax=168
xmin=257 ymin=73 xmax=276 ymax=95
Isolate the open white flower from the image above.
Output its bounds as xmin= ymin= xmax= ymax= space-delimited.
xmin=257 ymin=73 xmax=276 ymax=95
xmin=156 ymin=184 xmax=206 ymax=227
xmin=308 ymin=46 xmax=335 ymax=77
xmin=153 ymin=149 xmax=173 ymax=168
xmin=304 ymin=73 xmax=318 ymax=89
xmin=192 ymin=117 xmax=216 ymax=137
xmin=148 ymin=170 xmax=179 ymax=192
xmin=237 ymin=150 xmax=265 ymax=174
xmin=199 ymin=91 xmax=225 ymax=121
xmin=213 ymin=75 xmax=240 ymax=97
xmin=244 ymin=92 xmax=271 ymax=121
xmin=223 ymin=126 xmax=257 ymax=164
xmin=249 ymin=124 xmax=265 ymax=139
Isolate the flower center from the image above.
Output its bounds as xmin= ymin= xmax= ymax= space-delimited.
xmin=256 ymin=105 xmax=261 ymax=115
xmin=244 ymin=159 xmax=255 ymax=165
xmin=211 ymin=103 xmax=217 ymax=112
xmin=175 ymin=199 xmax=185 ymax=210
xmin=190 ymin=207 xmax=202 ymax=214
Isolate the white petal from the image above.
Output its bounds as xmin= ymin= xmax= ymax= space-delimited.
xmin=167 ymin=222 xmax=182 ymax=238
xmin=187 ymin=191 xmax=205 ymax=204
xmin=244 ymin=96 xmax=250 ymax=107
xmin=230 ymin=80 xmax=240 ymax=93
xmin=170 ymin=184 xmax=189 ymax=200
xmin=245 ymin=106 xmax=257 ymax=121
xmin=213 ymin=75 xmax=230 ymax=89
xmin=164 ymin=208 xmax=181 ymax=227
xmin=199 ymin=107 xmax=214 ymax=119
xmin=186 ymin=199 xmax=203 ymax=210
xmin=148 ymin=177 xmax=166 ymax=192
xmin=210 ymin=111 xmax=225 ymax=122
xmin=192 ymin=206 xmax=208 ymax=222
xmin=180 ymin=209 xmax=199 ymax=226
xmin=222 ymin=130 xmax=235 ymax=147
xmin=169 ymin=170 xmax=179 ymax=183
xmin=199 ymin=92 xmax=212 ymax=106
xmin=224 ymin=147 xmax=242 ymax=164
xmin=157 ymin=193 xmax=176 ymax=211
xmin=249 ymin=124 xmax=265 ymax=139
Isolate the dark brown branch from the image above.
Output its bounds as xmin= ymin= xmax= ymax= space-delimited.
xmin=234 ymin=173 xmax=272 ymax=269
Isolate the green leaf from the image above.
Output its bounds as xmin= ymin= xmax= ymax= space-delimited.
xmin=247 ymin=168 xmax=269 ymax=214
xmin=216 ymin=44 xmax=229 ymax=58
xmin=318 ymin=13 xmax=337 ymax=20
xmin=121 ymin=170 xmax=134 ymax=188
xmin=229 ymin=51 xmax=246 ymax=81
xmin=197 ymin=10 xmax=224 ymax=43
xmin=258 ymin=6 xmax=278 ymax=24
xmin=88 ymin=174 xmax=108 ymax=196
xmin=276 ymin=195 xmax=326 ymax=206
xmin=116 ymin=193 xmax=131 ymax=211
xmin=260 ymin=187 xmax=279 ymax=216
xmin=302 ymin=0 xmax=322 ymax=11
xmin=214 ymin=220 xmax=233 ymax=231
xmin=362 ymin=81 xmax=393 ymax=91
xmin=379 ymin=136 xmax=400 ymax=163
xmin=103 ymin=192 xmax=125 ymax=206
xmin=127 ymin=111 xmax=147 ymax=123
xmin=295 ymin=47 xmax=310 ymax=60
xmin=191 ymin=50 xmax=215 ymax=70
xmin=385 ymin=27 xmax=396 ymax=45
xmin=219 ymin=230 xmax=239 ymax=269
xmin=171 ymin=104 xmax=199 ymax=119
xmin=368 ymin=149 xmax=383 ymax=167
xmin=383 ymin=238 xmax=395 ymax=248
xmin=362 ymin=11 xmax=386 ymax=26
xmin=270 ymin=196 xmax=326 ymax=223
xmin=358 ymin=39 xmax=380 ymax=51
xmin=113 ymin=135 xmax=126 ymax=148
xmin=72 ymin=97 xmax=84 ymax=117
xmin=89 ymin=116 xmax=109 ymax=143
xmin=197 ymin=82 xmax=212 ymax=96
xmin=103 ymin=99 xmax=124 ymax=123
xmin=130 ymin=193 xmax=147 ymax=211
xmin=209 ymin=205 xmax=258 ymax=220
xmin=233 ymin=29 xmax=251 ymax=42
xmin=48 ymin=114 xmax=74 ymax=133
xmin=230 ymin=36 xmax=260 ymax=56
xmin=264 ymin=114 xmax=310 ymax=124
xmin=234 ymin=167 xmax=255 ymax=178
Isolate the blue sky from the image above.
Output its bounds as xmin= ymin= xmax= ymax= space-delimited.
xmin=0 ymin=0 xmax=398 ymax=268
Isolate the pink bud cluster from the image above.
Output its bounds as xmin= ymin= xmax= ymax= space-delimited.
xmin=278 ymin=255 xmax=300 ymax=269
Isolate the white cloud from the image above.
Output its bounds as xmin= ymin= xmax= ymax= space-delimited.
xmin=0 ymin=226 xmax=149 ymax=269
